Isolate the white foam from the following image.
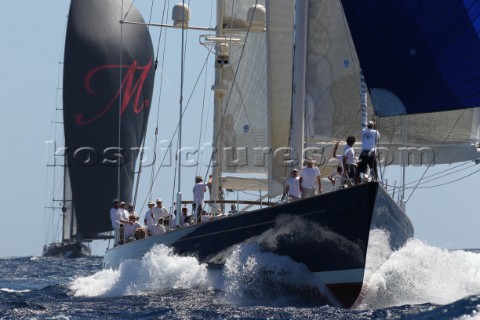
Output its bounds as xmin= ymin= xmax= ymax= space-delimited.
xmin=70 ymin=244 xmax=210 ymax=297
xmin=70 ymin=236 xmax=480 ymax=309
xmin=359 ymin=239 xmax=480 ymax=309
xmin=1 ymin=288 xmax=31 ymax=293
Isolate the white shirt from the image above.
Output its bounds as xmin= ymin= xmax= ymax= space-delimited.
xmin=128 ymin=210 xmax=139 ymax=220
xmin=124 ymin=221 xmax=143 ymax=239
xmin=144 ymin=209 xmax=155 ymax=231
xmin=343 ymin=146 xmax=356 ymax=165
xmin=193 ymin=183 xmax=208 ymax=204
xmin=329 ymin=171 xmax=344 ymax=189
xmin=287 ymin=176 xmax=301 ymax=197
xmin=110 ymin=207 xmax=126 ymax=229
xmin=180 ymin=214 xmax=193 ymax=227
xmin=361 ymin=127 xmax=380 ymax=151
xmin=300 ymin=166 xmax=321 ymax=189
xmin=152 ymin=223 xmax=167 ymax=236
xmin=152 ymin=206 xmax=169 ymax=221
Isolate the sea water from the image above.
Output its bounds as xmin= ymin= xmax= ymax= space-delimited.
xmin=1 ymin=239 xmax=480 ymax=319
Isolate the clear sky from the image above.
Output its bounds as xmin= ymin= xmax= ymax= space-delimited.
xmin=0 ymin=0 xmax=478 ymax=258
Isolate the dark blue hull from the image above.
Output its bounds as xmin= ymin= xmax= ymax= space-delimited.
xmin=103 ymin=182 xmax=413 ymax=307
xmin=42 ymin=241 xmax=91 ymax=258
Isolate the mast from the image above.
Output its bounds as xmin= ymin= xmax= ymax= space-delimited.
xmin=210 ymin=0 xmax=226 ymax=213
xmin=175 ymin=0 xmax=188 ymax=226
xmin=291 ymin=0 xmax=308 ymax=166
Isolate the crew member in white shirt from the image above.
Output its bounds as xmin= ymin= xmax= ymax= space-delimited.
xmin=283 ymin=168 xmax=301 ymax=201
xmin=357 ymin=120 xmax=380 ymax=182
xmin=123 ymin=215 xmax=144 ymax=242
xmin=109 ymin=199 xmax=130 ymax=244
xmin=127 ymin=203 xmax=140 ymax=221
xmin=152 ymin=198 xmax=169 ymax=221
xmin=299 ymin=158 xmax=321 ymax=198
xmin=192 ymin=175 xmax=212 ymax=223
xmin=144 ymin=201 xmax=155 ymax=236
xmin=152 ymin=217 xmax=167 ymax=235
xmin=342 ymin=135 xmax=357 ymax=186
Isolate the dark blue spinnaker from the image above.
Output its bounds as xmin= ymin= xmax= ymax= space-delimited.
xmin=341 ymin=0 xmax=480 ymax=116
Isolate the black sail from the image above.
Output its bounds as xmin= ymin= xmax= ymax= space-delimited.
xmin=63 ymin=0 xmax=154 ymax=237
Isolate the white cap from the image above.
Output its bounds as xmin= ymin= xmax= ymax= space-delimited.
xmin=156 ymin=198 xmax=162 ymax=203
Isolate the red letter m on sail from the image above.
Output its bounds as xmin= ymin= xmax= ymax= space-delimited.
xmin=75 ymin=60 xmax=152 ymax=125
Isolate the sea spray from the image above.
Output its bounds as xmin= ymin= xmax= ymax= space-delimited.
xmin=70 ymin=236 xmax=480 ymax=310
xmin=222 ymin=242 xmax=330 ymax=306
xmin=359 ymin=239 xmax=480 ymax=309
xmin=70 ymin=245 xmax=210 ymax=297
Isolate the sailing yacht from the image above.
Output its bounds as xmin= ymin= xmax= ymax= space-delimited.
xmin=58 ymin=0 xmax=480 ymax=307
xmin=43 ymin=139 xmax=91 ymax=258
xmin=43 ymin=0 xmax=154 ymax=257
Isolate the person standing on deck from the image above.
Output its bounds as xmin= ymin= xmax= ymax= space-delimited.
xmin=357 ymin=120 xmax=380 ymax=182
xmin=110 ymin=199 xmax=129 ymax=229
xmin=299 ymin=158 xmax=321 ymax=198
xmin=283 ymin=168 xmax=301 ymax=201
xmin=152 ymin=198 xmax=169 ymax=223
xmin=342 ymin=135 xmax=357 ymax=186
xmin=192 ymin=175 xmax=213 ymax=223
xmin=128 ymin=203 xmax=140 ymax=221
xmin=110 ymin=199 xmax=131 ymax=244
xmin=328 ymin=165 xmax=346 ymax=190
xmin=144 ymin=201 xmax=155 ymax=236
xmin=119 ymin=201 xmax=129 ymax=218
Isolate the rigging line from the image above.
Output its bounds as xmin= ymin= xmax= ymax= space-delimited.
xmin=133 ymin=139 xmax=147 ymax=204
xmin=172 ymin=0 xmax=192 ymax=208
xmin=403 ymin=161 xmax=471 ymax=187
xmin=123 ymin=0 xmax=135 ymax=20
xmin=403 ymin=162 xmax=477 ymax=189
xmin=377 ymin=116 xmax=401 ymax=179
xmin=195 ymin=51 xmax=212 ymax=177
xmin=406 ymin=109 xmax=467 ymax=202
xmin=45 ymin=13 xmax=68 ymax=245
xmin=143 ymin=3 xmax=208 ymax=210
xmin=133 ymin=0 xmax=168 ymax=205
xmin=147 ymin=0 xmax=170 ymax=201
xmin=141 ymin=53 xmax=211 ymax=210
xmin=406 ymin=166 xmax=480 ymax=190
xmin=117 ymin=0 xmax=126 ymax=198
xmin=154 ymin=0 xmax=169 ymax=61
xmin=196 ymin=0 xmax=214 ymax=175
xmin=133 ymin=0 xmax=172 ymax=203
